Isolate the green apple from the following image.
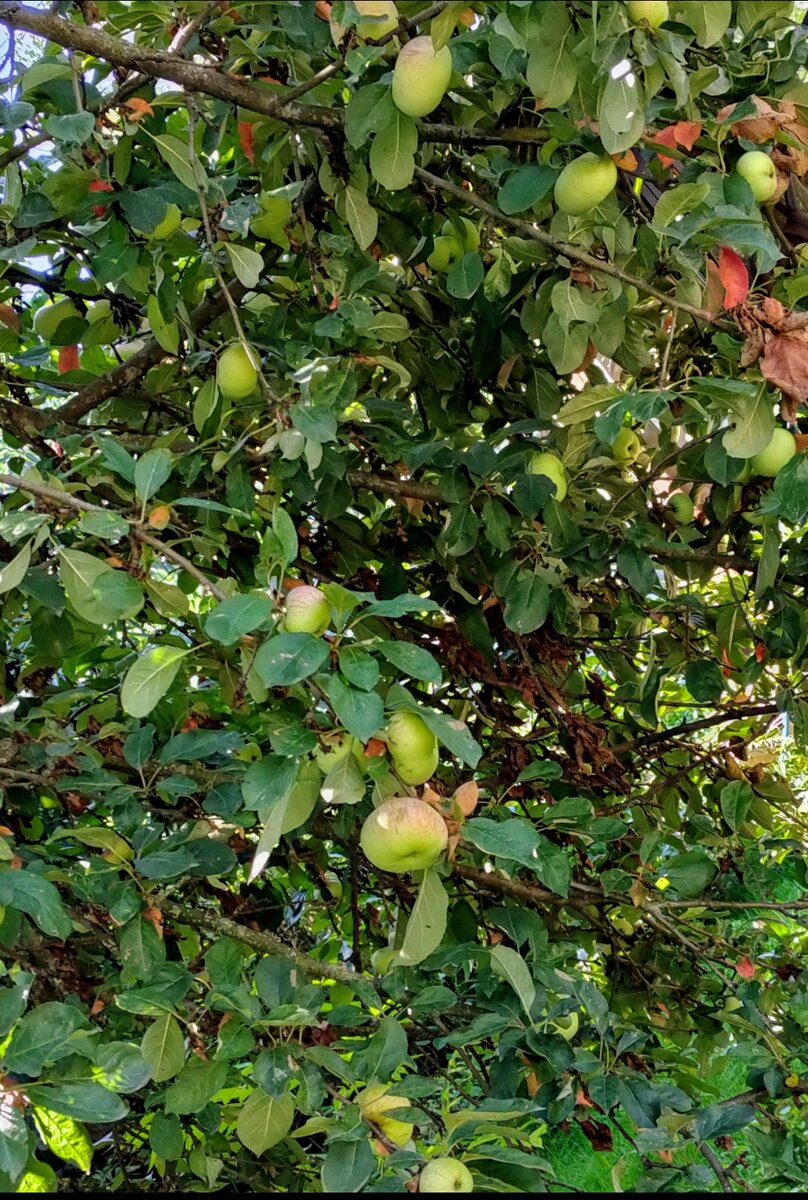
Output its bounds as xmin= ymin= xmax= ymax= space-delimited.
xmin=554 ymin=153 xmax=617 ymax=216
xmin=626 ymin=0 xmax=669 ymax=28
xmin=751 ymin=427 xmax=797 ymax=476
xmin=667 ymin=492 xmax=694 ymax=524
xmin=371 ymin=947 xmax=399 ymax=974
xmin=84 ymin=298 xmax=121 ymax=344
xmin=33 ymin=297 xmax=80 ymax=342
xmin=736 ymin=150 xmax=776 ymax=203
xmin=391 ymin=36 xmax=453 ymax=118
xmin=315 ymin=730 xmax=364 ymax=774
xmin=357 ymin=1085 xmax=413 ymax=1147
xmin=419 ymin=1159 xmax=474 ymax=1193
xmin=360 ymin=795 xmax=448 ymax=872
xmin=216 ymin=342 xmax=260 ymax=401
xmin=611 ymin=427 xmax=642 ymax=466
xmin=549 ymin=1012 xmax=579 ymax=1041
xmin=134 ymin=202 xmax=182 ymax=239
xmin=529 ymin=451 xmax=567 ymax=501
xmin=427 ymin=234 xmax=462 ymax=272
xmin=284 ymin=584 xmax=331 ymax=636
xmin=352 ymin=0 xmax=398 ymax=39
xmin=442 ymin=216 xmax=480 ymax=252
xmin=386 ymin=710 xmax=439 ymax=785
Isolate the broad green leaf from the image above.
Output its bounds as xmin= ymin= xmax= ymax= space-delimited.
xmin=671 ymin=0 xmax=732 ymax=45
xmin=398 ymin=869 xmax=448 ymax=967
xmin=253 ymin=634 xmax=330 ymax=688
xmin=223 ymin=243 xmax=264 ymax=288
xmin=336 ymin=182 xmax=378 ymax=250
xmin=321 ymin=1136 xmax=375 ymax=1193
xmin=663 ymin=851 xmax=717 ymax=897
xmin=498 ymin=165 xmax=557 ymax=214
xmin=0 ymin=538 xmax=31 ymax=594
xmin=0 ymin=870 xmax=72 ymax=940
xmin=140 ymin=1015 xmax=185 ymax=1083
xmin=150 ymin=133 xmax=201 ymax=192
xmin=489 ymin=946 xmax=536 ymax=1022
xmin=720 ymin=780 xmax=754 ymax=831
xmin=204 ymin=593 xmax=274 ymax=645
xmin=146 ymin=293 xmax=179 ymax=354
xmin=369 ymin=110 xmax=417 ymax=191
xmin=236 ymin=1089 xmax=294 ymax=1156
xmin=446 ymin=253 xmax=484 ymax=300
xmin=526 ymin=4 xmax=577 ymax=108
xmin=60 ymin=549 xmax=144 ymax=626
xmin=720 ymin=386 xmax=775 ymax=460
xmin=503 ymin=570 xmax=550 ymax=635
xmin=328 ymin=675 xmax=383 ymax=743
xmin=121 ymin=646 xmax=190 ymax=718
xmin=134 ymin=447 xmax=173 ymax=501
xmin=653 ymin=182 xmax=711 ymax=228
xmin=2 ymin=1002 xmax=85 ymax=1077
xmin=320 ymin=753 xmax=365 ymax=807
xmin=378 ymin=641 xmax=442 ymax=685
xmin=164 ymin=1060 xmax=228 ymax=1115
xmin=15 ymin=1154 xmax=58 ymax=1191
xmin=25 ymin=1085 xmax=128 ymax=1124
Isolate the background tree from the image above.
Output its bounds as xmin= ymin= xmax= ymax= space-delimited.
xmin=0 ymin=0 xmax=806 ymax=1193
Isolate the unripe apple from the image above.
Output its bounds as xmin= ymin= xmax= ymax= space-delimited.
xmin=419 ymin=1158 xmax=474 ymax=1193
xmin=216 ymin=342 xmax=260 ymax=401
xmin=626 ymin=0 xmax=668 ymax=28
xmin=83 ymin=298 xmax=121 ymax=345
xmin=371 ymin=946 xmax=399 ymax=974
xmin=611 ymin=427 xmax=642 ymax=466
xmin=133 ymin=202 xmax=182 ymax=240
xmin=33 ymin=298 xmax=81 ymax=342
xmin=386 ymin=710 xmax=439 ymax=785
xmin=549 ymin=1012 xmax=579 ymax=1040
xmin=360 ymin=795 xmax=448 ymax=872
xmin=442 ymin=216 xmax=479 ymax=252
xmin=391 ymin=36 xmax=453 ymax=118
xmin=352 ymin=0 xmax=399 ymax=39
xmin=251 ymin=193 xmax=292 ymax=240
xmin=427 ymin=234 xmax=462 ymax=272
xmin=284 ymin=584 xmax=331 ymax=636
xmin=529 ymin=451 xmax=567 ymax=501
xmin=315 ymin=730 xmax=364 ymax=774
xmin=554 ymin=153 xmax=617 ymax=216
xmin=357 ymin=1085 xmax=413 ymax=1147
xmin=667 ymin=492 xmax=694 ymax=524
xmin=751 ymin=427 xmax=797 ymax=477
xmin=736 ymin=151 xmax=776 ymax=203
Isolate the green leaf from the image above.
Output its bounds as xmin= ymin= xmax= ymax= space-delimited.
xmin=44 ymin=112 xmax=95 ymax=145
xmin=526 ymin=4 xmax=577 ymax=108
xmin=369 ymin=110 xmax=417 ymax=191
xmin=150 ymin=133 xmax=201 ymax=193
xmin=15 ymin=1155 xmax=58 ymax=1192
xmin=664 ymin=851 xmax=716 ymax=898
xmin=236 ymin=1090 xmax=294 ymax=1156
xmin=720 ymin=384 xmax=775 ymax=459
xmin=0 ymin=538 xmax=32 ymax=595
xmin=204 ymin=594 xmax=274 ymax=645
xmin=398 ymin=869 xmax=448 ymax=967
xmin=78 ymin=510 xmax=130 ymax=541
xmin=336 ymin=182 xmax=378 ymax=251
xmin=653 ymin=182 xmax=711 ymax=228
xmin=446 ymin=253 xmax=484 ymax=299
xmin=671 ymin=0 xmax=732 ymax=45
xmin=134 ymin=447 xmax=173 ymax=501
xmin=464 ymin=817 xmax=543 ymax=870
xmin=398 ymin=703 xmax=482 ymax=767
xmin=149 ymin=1112 xmax=184 ymax=1161
xmin=345 ymin=84 xmax=395 ymax=149
xmin=720 ymin=780 xmax=754 ymax=831
xmin=146 ymin=293 xmax=179 ymax=354
xmin=60 ymin=549 xmax=144 ymax=626
xmin=338 ymin=645 xmax=380 ymax=690
xmin=164 ymin=1060 xmax=228 ymax=1115
xmin=556 ymin=384 xmax=621 ymax=426
xmin=498 ymin=165 xmax=557 ymax=214
xmin=503 ymin=570 xmax=550 ymax=635
xmin=223 ymin=243 xmax=264 ymax=289
xmin=0 ymin=870 xmax=72 ymax=939
xmin=598 ymin=68 xmax=645 ymax=156
xmin=121 ymin=646 xmax=190 ymax=718
xmin=328 ymin=675 xmax=384 ymax=743
xmin=253 ymin=634 xmax=330 ymax=688
xmin=685 ymin=659 xmax=724 ymax=703
xmin=321 ymin=1136 xmax=375 ymax=1193
xmin=489 ymin=946 xmax=536 ymax=1022
xmin=2 ymin=1002 xmax=85 ymax=1077
xmin=140 ymin=1015 xmax=185 ymax=1083
xmin=320 ymin=753 xmax=365 ymax=807
xmin=25 ymin=1085 xmax=128 ymax=1124
xmin=378 ymin=641 xmax=442 ymax=685
xmin=542 ymin=314 xmax=590 ymax=374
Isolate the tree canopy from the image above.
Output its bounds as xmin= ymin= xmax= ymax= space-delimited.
xmin=0 ymin=0 xmax=807 ymax=1193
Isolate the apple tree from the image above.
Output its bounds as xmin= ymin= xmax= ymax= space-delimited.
xmin=0 ymin=0 xmax=807 ymax=1193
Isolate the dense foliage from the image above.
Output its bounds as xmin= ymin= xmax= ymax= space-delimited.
xmin=0 ymin=0 xmax=806 ymax=1192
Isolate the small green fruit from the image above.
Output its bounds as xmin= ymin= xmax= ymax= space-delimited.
xmin=751 ymin=428 xmax=797 ymax=477
xmin=352 ymin=0 xmax=398 ymax=39
xmin=386 ymin=710 xmax=439 ymax=785
xmin=284 ymin=585 xmax=331 ymax=636
xmin=216 ymin=342 xmax=260 ymax=401
xmin=667 ymin=492 xmax=694 ymax=524
xmin=611 ymin=427 xmax=642 ymax=466
xmin=360 ymin=795 xmax=448 ymax=873
xmin=442 ymin=216 xmax=479 ymax=253
xmin=529 ymin=451 xmax=567 ymax=501
xmin=371 ymin=947 xmax=399 ymax=974
xmin=84 ymin=298 xmax=121 ymax=344
xmin=315 ymin=731 xmax=364 ymax=774
xmin=357 ymin=1084 xmax=413 ymax=1147
xmin=391 ymin=36 xmax=453 ymax=118
xmin=550 ymin=1012 xmax=580 ymax=1041
xmin=626 ymin=0 xmax=669 ymax=28
xmin=554 ymin=153 xmax=617 ymax=216
xmin=33 ymin=298 xmax=80 ymax=342
xmin=427 ymin=234 xmax=462 ymax=272
xmin=736 ymin=150 xmax=777 ymax=203
xmin=419 ymin=1158 xmax=474 ymax=1193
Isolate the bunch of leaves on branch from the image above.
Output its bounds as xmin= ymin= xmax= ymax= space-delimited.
xmin=0 ymin=0 xmax=807 ymax=1193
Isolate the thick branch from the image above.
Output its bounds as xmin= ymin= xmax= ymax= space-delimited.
xmin=159 ymin=898 xmax=362 ymax=985
xmin=611 ymin=704 xmax=780 ymax=754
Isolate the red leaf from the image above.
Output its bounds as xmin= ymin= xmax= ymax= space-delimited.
xmin=736 ymin=956 xmax=756 ymax=979
xmin=672 ymin=120 xmax=702 ymax=150
xmin=717 ymin=246 xmax=749 ymax=309
xmin=238 ymin=120 xmax=255 ymax=163
xmin=58 ymin=345 xmax=80 ymax=374
xmin=721 ymin=648 xmax=733 ymax=678
xmin=651 ymin=126 xmax=678 ymax=168
xmin=0 ymin=303 xmax=20 ymax=332
xmin=755 ymin=641 xmax=766 ymax=663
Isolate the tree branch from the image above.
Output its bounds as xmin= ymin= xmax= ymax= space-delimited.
xmin=610 ymin=705 xmax=781 ymax=754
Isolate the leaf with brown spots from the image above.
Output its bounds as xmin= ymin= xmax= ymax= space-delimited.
xmin=760 ymin=330 xmax=808 ymax=419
